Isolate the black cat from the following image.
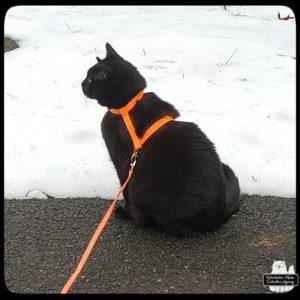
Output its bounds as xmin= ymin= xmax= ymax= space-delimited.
xmin=82 ymin=43 xmax=240 ymax=236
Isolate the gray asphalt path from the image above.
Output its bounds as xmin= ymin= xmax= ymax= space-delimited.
xmin=4 ymin=194 xmax=296 ymax=294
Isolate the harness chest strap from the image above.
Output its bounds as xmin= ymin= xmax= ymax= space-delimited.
xmin=109 ymin=91 xmax=174 ymax=151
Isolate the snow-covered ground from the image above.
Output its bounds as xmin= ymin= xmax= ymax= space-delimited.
xmin=4 ymin=6 xmax=296 ymax=199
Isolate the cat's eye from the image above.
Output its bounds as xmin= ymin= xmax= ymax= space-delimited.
xmin=95 ymin=71 xmax=107 ymax=81
xmin=101 ymin=73 xmax=107 ymax=80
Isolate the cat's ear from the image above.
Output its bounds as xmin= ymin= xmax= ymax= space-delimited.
xmin=96 ymin=56 xmax=102 ymax=63
xmin=106 ymin=43 xmax=123 ymax=59
xmin=289 ymin=265 xmax=295 ymax=274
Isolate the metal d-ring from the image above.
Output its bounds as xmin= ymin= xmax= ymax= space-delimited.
xmin=130 ymin=150 xmax=142 ymax=170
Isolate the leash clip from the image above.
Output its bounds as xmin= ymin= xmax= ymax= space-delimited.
xmin=130 ymin=150 xmax=140 ymax=170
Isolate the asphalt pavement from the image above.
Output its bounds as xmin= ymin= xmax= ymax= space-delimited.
xmin=4 ymin=194 xmax=296 ymax=294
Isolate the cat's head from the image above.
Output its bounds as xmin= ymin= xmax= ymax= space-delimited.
xmin=272 ymin=260 xmax=287 ymax=271
xmin=81 ymin=43 xmax=147 ymax=109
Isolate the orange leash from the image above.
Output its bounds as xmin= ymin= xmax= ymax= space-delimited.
xmin=61 ymin=91 xmax=174 ymax=293
xmin=60 ymin=153 xmax=138 ymax=294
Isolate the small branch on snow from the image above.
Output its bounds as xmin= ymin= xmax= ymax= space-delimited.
xmin=70 ymin=29 xmax=84 ymax=33
xmin=277 ymin=54 xmax=296 ymax=59
xmin=64 ymin=21 xmax=71 ymax=30
xmin=64 ymin=21 xmax=84 ymax=33
xmin=222 ymin=46 xmax=239 ymax=66
xmin=277 ymin=11 xmax=294 ymax=21
xmin=6 ymin=93 xmax=17 ymax=99
xmin=251 ymin=176 xmax=258 ymax=182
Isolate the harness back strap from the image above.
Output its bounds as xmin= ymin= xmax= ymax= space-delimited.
xmin=141 ymin=115 xmax=173 ymax=145
xmin=109 ymin=91 xmax=174 ymax=151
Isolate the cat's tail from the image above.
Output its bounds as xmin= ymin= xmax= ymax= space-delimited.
xmin=222 ymin=163 xmax=240 ymax=216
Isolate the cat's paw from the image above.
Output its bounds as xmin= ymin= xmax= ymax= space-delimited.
xmin=115 ymin=205 xmax=131 ymax=220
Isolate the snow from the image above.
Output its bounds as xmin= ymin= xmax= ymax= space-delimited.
xmin=25 ymin=190 xmax=48 ymax=200
xmin=4 ymin=5 xmax=295 ymax=199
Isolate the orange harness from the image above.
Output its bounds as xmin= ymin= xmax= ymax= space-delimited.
xmin=110 ymin=90 xmax=173 ymax=152
xmin=61 ymin=91 xmax=173 ymax=293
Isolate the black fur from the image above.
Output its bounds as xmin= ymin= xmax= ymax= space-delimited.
xmin=82 ymin=43 xmax=240 ymax=236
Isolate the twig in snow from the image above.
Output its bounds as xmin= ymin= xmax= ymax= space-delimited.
xmin=251 ymin=176 xmax=258 ymax=182
xmin=70 ymin=29 xmax=84 ymax=33
xmin=222 ymin=46 xmax=239 ymax=66
xmin=64 ymin=21 xmax=84 ymax=33
xmin=216 ymin=64 xmax=222 ymax=72
xmin=277 ymin=11 xmax=294 ymax=20
xmin=277 ymin=54 xmax=296 ymax=59
xmin=6 ymin=93 xmax=17 ymax=99
xmin=64 ymin=22 xmax=71 ymax=30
